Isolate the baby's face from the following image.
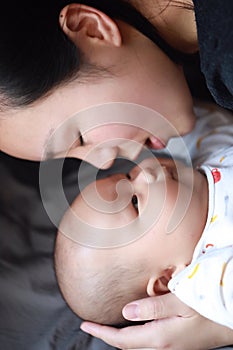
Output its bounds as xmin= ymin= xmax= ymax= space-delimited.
xmin=74 ymin=157 xmax=207 ymax=268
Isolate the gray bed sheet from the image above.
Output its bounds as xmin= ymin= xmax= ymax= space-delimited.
xmin=0 ymin=154 xmax=119 ymax=350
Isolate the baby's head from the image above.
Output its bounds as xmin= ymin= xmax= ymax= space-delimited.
xmin=55 ymin=231 xmax=151 ymax=325
xmin=55 ymin=157 xmax=208 ymax=325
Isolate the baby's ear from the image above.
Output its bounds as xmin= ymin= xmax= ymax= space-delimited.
xmin=147 ymin=269 xmax=174 ymax=296
xmin=59 ymin=4 xmax=122 ymax=47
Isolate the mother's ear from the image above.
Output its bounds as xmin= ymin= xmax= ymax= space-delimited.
xmin=59 ymin=4 xmax=122 ymax=48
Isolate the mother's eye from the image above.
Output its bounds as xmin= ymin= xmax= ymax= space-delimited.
xmin=79 ymin=132 xmax=84 ymax=146
xmin=131 ymin=195 xmax=138 ymax=211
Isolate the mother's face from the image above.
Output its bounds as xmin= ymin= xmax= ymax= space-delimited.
xmin=0 ymin=12 xmax=195 ymax=166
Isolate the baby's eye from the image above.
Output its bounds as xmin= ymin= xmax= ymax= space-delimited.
xmin=131 ymin=195 xmax=138 ymax=211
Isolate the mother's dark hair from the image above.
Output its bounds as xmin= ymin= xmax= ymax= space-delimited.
xmin=0 ymin=0 xmax=192 ymax=109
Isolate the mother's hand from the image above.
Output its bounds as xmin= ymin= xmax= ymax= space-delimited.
xmin=80 ymin=293 xmax=233 ymax=350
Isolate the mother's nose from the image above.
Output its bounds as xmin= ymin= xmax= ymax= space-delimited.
xmin=117 ymin=139 xmax=144 ymax=160
xmin=65 ymin=139 xmax=146 ymax=169
xmin=96 ymin=140 xmax=144 ymax=169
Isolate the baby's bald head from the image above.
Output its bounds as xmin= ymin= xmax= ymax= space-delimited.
xmin=54 ymin=230 xmax=149 ymax=325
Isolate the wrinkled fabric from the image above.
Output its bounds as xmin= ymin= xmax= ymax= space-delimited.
xmin=193 ymin=0 xmax=233 ymax=110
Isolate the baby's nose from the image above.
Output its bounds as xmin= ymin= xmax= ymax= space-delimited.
xmin=133 ymin=167 xmax=156 ymax=186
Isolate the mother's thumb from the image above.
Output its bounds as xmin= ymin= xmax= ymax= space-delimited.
xmin=122 ymin=293 xmax=194 ymax=321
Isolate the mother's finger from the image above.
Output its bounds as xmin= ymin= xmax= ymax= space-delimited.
xmin=80 ymin=319 xmax=173 ymax=349
xmin=123 ymin=293 xmax=194 ymax=321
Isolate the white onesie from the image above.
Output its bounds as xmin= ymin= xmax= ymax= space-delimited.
xmin=167 ymin=104 xmax=233 ymax=329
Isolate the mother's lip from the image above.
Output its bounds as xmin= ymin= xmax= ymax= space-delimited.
xmin=147 ymin=136 xmax=166 ymax=150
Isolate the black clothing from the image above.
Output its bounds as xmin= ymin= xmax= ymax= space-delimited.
xmin=193 ymin=0 xmax=233 ymax=110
